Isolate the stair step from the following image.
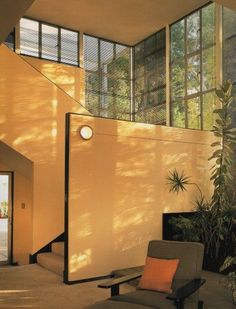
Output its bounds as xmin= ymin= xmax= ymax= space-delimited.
xmin=37 ymin=252 xmax=64 ymax=276
xmin=51 ymin=242 xmax=64 ymax=257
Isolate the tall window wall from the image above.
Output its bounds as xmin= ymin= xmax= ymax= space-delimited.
xmin=134 ymin=29 xmax=166 ymax=125
xmin=3 ymin=3 xmax=222 ymax=130
xmin=84 ymin=35 xmax=131 ymax=120
xmin=20 ymin=18 xmax=79 ymax=66
xmin=170 ymin=3 xmax=216 ymax=130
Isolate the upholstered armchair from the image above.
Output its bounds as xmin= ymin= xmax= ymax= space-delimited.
xmin=87 ymin=240 xmax=205 ymax=309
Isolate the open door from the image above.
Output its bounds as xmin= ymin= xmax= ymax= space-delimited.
xmin=0 ymin=172 xmax=13 ymax=264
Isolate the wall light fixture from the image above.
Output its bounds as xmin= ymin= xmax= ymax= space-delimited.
xmin=79 ymin=125 xmax=93 ymax=140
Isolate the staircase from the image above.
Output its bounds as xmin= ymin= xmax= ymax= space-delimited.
xmin=37 ymin=242 xmax=64 ymax=276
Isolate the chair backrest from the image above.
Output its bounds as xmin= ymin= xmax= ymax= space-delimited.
xmin=147 ymin=240 xmax=204 ymax=289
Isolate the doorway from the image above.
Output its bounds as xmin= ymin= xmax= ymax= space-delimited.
xmin=0 ymin=172 xmax=13 ymax=264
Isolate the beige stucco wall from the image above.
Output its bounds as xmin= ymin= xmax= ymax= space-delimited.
xmin=0 ymin=44 xmax=89 ymax=253
xmin=67 ymin=114 xmax=215 ymax=282
xmin=23 ymin=56 xmax=85 ymax=106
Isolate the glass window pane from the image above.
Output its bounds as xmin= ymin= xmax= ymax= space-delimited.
xmin=135 ymin=77 xmax=144 ymax=97
xmin=171 ymin=20 xmax=185 ymax=62
xmin=101 ymin=40 xmax=114 ymax=68
xmin=187 ymin=12 xmax=200 ymax=54
xmin=20 ymin=18 xmax=39 ymax=57
xmin=135 ymin=59 xmax=144 ymax=78
xmin=86 ymin=92 xmax=99 ymax=115
xmin=203 ymin=91 xmax=216 ymax=131
xmin=157 ymin=87 xmax=166 ymax=105
xmin=84 ymin=35 xmax=131 ymax=120
xmin=85 ymin=72 xmax=99 ymax=92
xmin=42 ymin=24 xmax=58 ymax=61
xmin=223 ymin=7 xmax=236 ymax=40
xmin=84 ymin=35 xmax=98 ymax=71
xmin=187 ymin=96 xmax=201 ymax=129
xmin=171 ymin=100 xmax=185 ymax=128
xmin=61 ymin=29 xmax=78 ymax=65
xmin=202 ymin=3 xmax=215 ymax=48
xmin=145 ymin=34 xmax=156 ymax=56
xmin=202 ymin=47 xmax=215 ymax=91
xmin=187 ymin=54 xmax=200 ymax=95
xmin=223 ymin=34 xmax=236 ymax=82
xmin=157 ymin=49 xmax=165 ymax=86
xmin=135 ymin=104 xmax=166 ymax=125
xmin=171 ymin=61 xmax=185 ymax=100
xmin=146 ymin=72 xmax=157 ymax=92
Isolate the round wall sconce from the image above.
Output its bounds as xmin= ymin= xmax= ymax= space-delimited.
xmin=79 ymin=125 xmax=93 ymax=140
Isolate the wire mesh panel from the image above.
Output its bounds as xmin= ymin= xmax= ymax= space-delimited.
xmin=223 ymin=6 xmax=236 ymax=127
xmin=134 ymin=29 xmax=166 ymax=125
xmin=61 ymin=29 xmax=79 ymax=66
xmin=170 ymin=2 xmax=216 ymax=130
xmin=20 ymin=18 xmax=39 ymax=57
xmin=19 ymin=17 xmax=79 ymax=66
xmin=84 ymin=35 xmax=131 ymax=120
xmin=42 ymin=24 xmax=58 ymax=61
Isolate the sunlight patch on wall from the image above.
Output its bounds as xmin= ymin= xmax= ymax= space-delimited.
xmin=70 ymin=249 xmax=92 ymax=273
xmin=76 ymin=213 xmax=92 ymax=239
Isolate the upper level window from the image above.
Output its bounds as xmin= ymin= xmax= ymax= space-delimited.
xmin=20 ymin=18 xmax=39 ymax=57
xmin=134 ymin=29 xmax=166 ymax=125
xmin=170 ymin=3 xmax=216 ymax=130
xmin=20 ymin=18 xmax=79 ymax=66
xmin=84 ymin=35 xmax=131 ymax=120
xmin=223 ymin=7 xmax=236 ymax=126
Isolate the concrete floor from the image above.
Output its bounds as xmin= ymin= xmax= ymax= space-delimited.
xmin=0 ymin=264 xmax=234 ymax=308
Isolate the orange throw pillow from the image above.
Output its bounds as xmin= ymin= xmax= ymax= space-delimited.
xmin=139 ymin=257 xmax=179 ymax=293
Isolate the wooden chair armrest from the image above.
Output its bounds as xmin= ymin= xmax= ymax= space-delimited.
xmin=167 ymin=278 xmax=206 ymax=304
xmin=98 ymin=271 xmax=142 ymax=296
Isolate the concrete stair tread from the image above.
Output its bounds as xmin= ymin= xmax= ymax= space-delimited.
xmin=51 ymin=242 xmax=64 ymax=257
xmin=37 ymin=252 xmax=64 ymax=276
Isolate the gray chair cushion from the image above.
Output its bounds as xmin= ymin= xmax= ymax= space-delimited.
xmin=110 ymin=290 xmax=176 ymax=309
xmin=86 ymin=300 xmax=153 ymax=309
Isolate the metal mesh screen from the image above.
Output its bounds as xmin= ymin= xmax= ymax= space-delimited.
xmin=61 ymin=29 xmax=78 ymax=66
xmin=19 ymin=18 xmax=79 ymax=66
xmin=134 ymin=29 xmax=166 ymax=125
xmin=42 ymin=24 xmax=58 ymax=61
xmin=84 ymin=35 xmax=131 ymax=120
xmin=20 ymin=18 xmax=39 ymax=57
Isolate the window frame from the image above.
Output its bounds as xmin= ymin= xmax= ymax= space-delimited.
xmin=20 ymin=17 xmax=80 ymax=67
xmin=169 ymin=2 xmax=216 ymax=131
